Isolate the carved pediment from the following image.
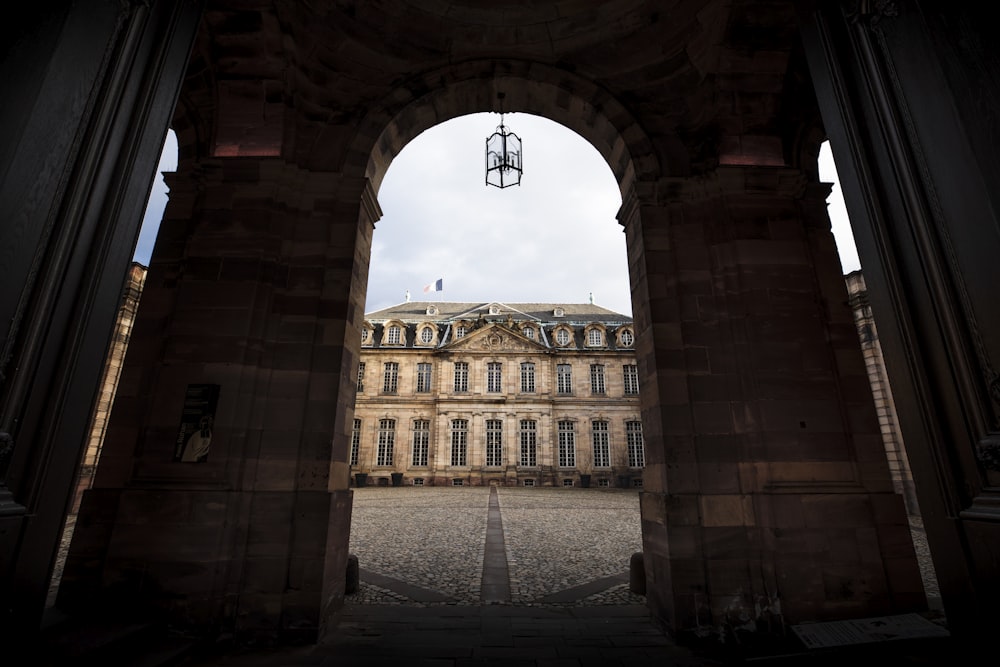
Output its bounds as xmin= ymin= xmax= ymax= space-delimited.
xmin=444 ymin=322 xmax=545 ymax=353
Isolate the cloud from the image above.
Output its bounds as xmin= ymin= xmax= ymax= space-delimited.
xmin=369 ymin=113 xmax=630 ymax=314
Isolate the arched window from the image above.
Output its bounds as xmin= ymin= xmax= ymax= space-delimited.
xmin=485 ymin=419 xmax=503 ymax=467
xmin=623 ymin=364 xmax=639 ymax=395
xmin=411 ymin=420 xmax=429 ymax=466
xmin=591 ymin=421 xmax=610 ymax=468
xmin=377 ymin=419 xmax=396 ymax=466
xmin=558 ymin=421 xmax=576 ymax=467
xmin=519 ymin=420 xmax=537 ymax=467
xmin=487 ymin=362 xmax=502 ymax=392
xmin=627 ymin=421 xmax=645 ymax=468
xmin=520 ymin=362 xmax=535 ymax=392
xmin=451 ymin=419 xmax=469 ymax=466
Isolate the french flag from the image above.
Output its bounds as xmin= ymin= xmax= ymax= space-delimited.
xmin=423 ymin=278 xmax=443 ymax=293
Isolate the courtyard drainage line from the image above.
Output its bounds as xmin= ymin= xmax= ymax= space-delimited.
xmin=480 ymin=485 xmax=511 ymax=603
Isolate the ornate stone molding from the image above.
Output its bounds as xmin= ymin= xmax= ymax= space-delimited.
xmin=846 ymin=0 xmax=899 ymax=26
xmin=976 ymin=434 xmax=1000 ymax=472
xmin=631 ymin=167 xmax=810 ymax=208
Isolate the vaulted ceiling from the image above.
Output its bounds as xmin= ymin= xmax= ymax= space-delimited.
xmin=173 ymin=1 xmax=822 ymax=192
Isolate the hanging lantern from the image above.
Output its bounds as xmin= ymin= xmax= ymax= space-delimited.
xmin=485 ymin=93 xmax=522 ymax=188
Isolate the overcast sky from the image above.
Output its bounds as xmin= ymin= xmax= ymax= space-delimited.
xmin=135 ymin=116 xmax=859 ymax=318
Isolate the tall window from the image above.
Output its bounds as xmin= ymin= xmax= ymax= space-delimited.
xmin=557 ymin=364 xmax=573 ymax=394
xmin=591 ymin=420 xmax=610 ymax=468
xmin=590 ymin=364 xmax=606 ymax=394
xmin=587 ymin=328 xmax=603 ymax=346
xmin=520 ymin=362 xmax=535 ymax=393
xmin=454 ymin=361 xmax=469 ymax=392
xmin=416 ymin=362 xmax=432 ymax=393
xmin=356 ymin=362 xmax=365 ymax=392
xmin=383 ymin=362 xmax=398 ymax=393
xmin=412 ymin=419 xmax=429 ymax=466
xmin=558 ymin=421 xmax=576 ymax=467
xmin=519 ymin=420 xmax=537 ymax=467
xmin=487 ymin=362 xmax=502 ymax=393
xmin=351 ymin=418 xmax=361 ymax=466
xmin=387 ymin=325 xmax=401 ymax=345
xmin=486 ymin=419 xmax=503 ymax=467
xmin=623 ymin=364 xmax=639 ymax=395
xmin=377 ymin=418 xmax=395 ymax=466
xmin=627 ymin=421 xmax=645 ymax=468
xmin=451 ymin=419 xmax=468 ymax=466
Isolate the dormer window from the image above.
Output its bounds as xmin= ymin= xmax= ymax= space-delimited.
xmin=420 ymin=326 xmax=434 ymax=344
xmin=489 ymin=305 xmax=500 ymax=315
xmin=361 ymin=328 xmax=369 ymax=343
xmin=587 ymin=329 xmax=603 ymax=346
xmin=554 ymin=307 xmax=565 ymax=317
xmin=387 ymin=325 xmax=402 ymax=345
xmin=427 ymin=306 xmax=438 ymax=316
xmin=620 ymin=328 xmax=634 ymax=347
xmin=455 ymin=324 xmax=467 ymax=339
xmin=522 ymin=326 xmax=534 ymax=339
xmin=555 ymin=329 xmax=570 ymax=346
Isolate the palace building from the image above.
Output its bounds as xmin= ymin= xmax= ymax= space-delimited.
xmin=352 ymin=301 xmax=643 ymax=488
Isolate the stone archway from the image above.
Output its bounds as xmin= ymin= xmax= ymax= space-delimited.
xmin=58 ymin=43 xmax=923 ymax=646
xmin=16 ymin=1 xmax=999 ymax=652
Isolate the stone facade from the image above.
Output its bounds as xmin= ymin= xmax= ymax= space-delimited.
xmin=845 ymin=271 xmax=920 ymax=516
xmin=352 ymin=301 xmax=643 ymax=488
xmin=71 ymin=262 xmax=147 ymax=512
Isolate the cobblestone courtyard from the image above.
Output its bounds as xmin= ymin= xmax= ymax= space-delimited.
xmin=347 ymin=486 xmax=646 ymax=607
xmin=346 ymin=484 xmax=940 ymax=609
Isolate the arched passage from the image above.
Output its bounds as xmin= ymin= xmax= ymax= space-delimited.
xmin=10 ymin=1 xmax=967 ymax=653
xmin=53 ymin=53 xmax=924 ymax=647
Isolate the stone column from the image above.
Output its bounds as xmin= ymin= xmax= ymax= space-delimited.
xmin=799 ymin=2 xmax=1000 ymax=638
xmin=60 ymin=158 xmax=378 ymax=644
xmin=621 ymin=167 xmax=924 ymax=642
xmin=0 ymin=1 xmax=200 ymax=633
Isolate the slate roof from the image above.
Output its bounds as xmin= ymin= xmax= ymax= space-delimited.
xmin=365 ymin=301 xmax=632 ymax=325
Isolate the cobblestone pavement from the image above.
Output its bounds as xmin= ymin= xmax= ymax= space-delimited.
xmin=348 ymin=486 xmax=647 ymax=607
xmin=347 ymin=486 xmax=942 ymax=609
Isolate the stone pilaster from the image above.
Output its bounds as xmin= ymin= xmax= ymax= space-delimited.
xmin=60 ymin=158 xmax=377 ymax=643
xmin=620 ymin=167 xmax=925 ymax=644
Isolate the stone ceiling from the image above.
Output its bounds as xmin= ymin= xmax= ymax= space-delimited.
xmin=174 ymin=1 xmax=820 ymax=191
